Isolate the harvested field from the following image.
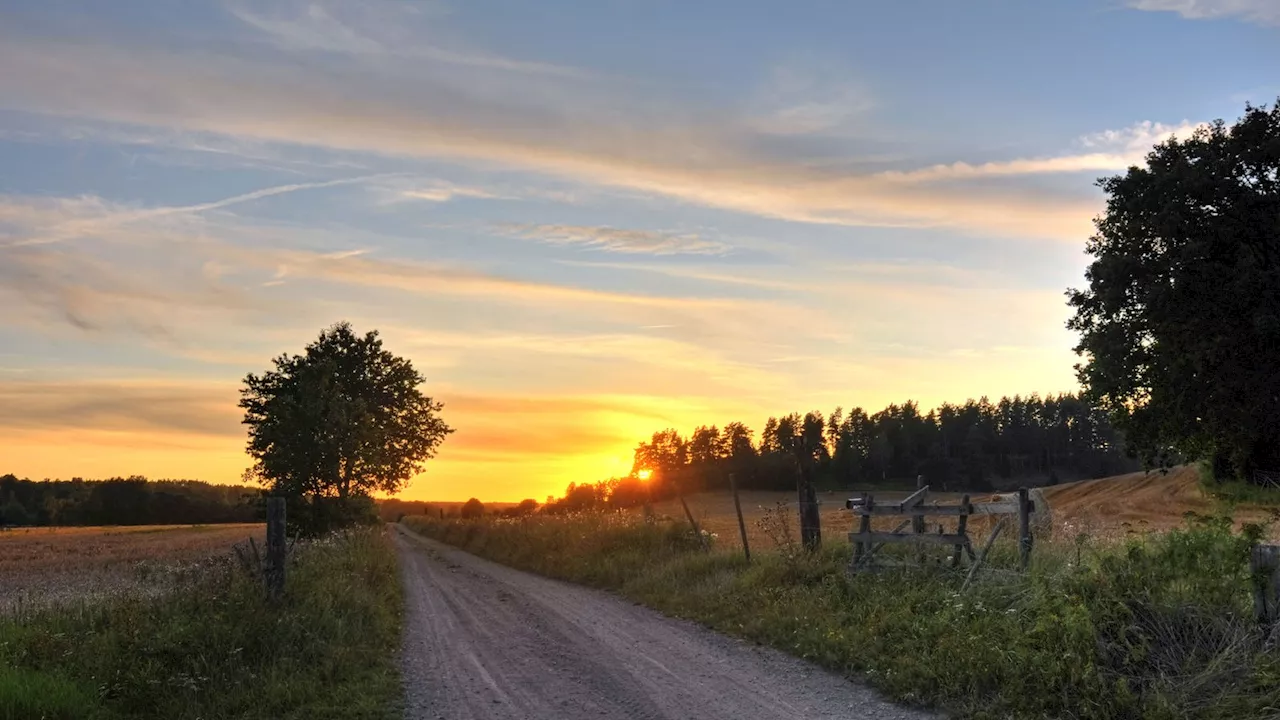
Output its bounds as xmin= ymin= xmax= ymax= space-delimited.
xmin=1042 ymin=465 xmax=1278 ymax=540
xmin=0 ymin=523 xmax=264 ymax=613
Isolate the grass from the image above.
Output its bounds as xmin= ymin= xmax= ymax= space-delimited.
xmin=404 ymin=510 xmax=1280 ymax=720
xmin=0 ymin=526 xmax=403 ymax=720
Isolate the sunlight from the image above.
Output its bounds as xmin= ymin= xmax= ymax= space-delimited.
xmin=636 ymin=469 xmax=653 ymax=481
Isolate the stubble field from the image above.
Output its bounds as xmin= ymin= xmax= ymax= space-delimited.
xmin=0 ymin=523 xmax=264 ymax=613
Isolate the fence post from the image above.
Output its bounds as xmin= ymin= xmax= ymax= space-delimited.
xmin=953 ymin=494 xmax=970 ymax=568
xmin=912 ymin=475 xmax=926 ymax=534
xmin=1252 ymin=544 xmax=1280 ymax=629
xmin=678 ymin=492 xmax=709 ymax=551
xmin=1017 ymin=487 xmax=1033 ymax=570
xmin=796 ymin=460 xmax=821 ymax=551
xmin=265 ymin=496 xmax=286 ymax=602
xmin=851 ymin=492 xmax=872 ymax=569
xmin=729 ymin=473 xmax=751 ymax=563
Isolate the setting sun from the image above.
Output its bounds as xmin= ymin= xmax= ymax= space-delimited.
xmin=637 ymin=469 xmax=653 ymax=481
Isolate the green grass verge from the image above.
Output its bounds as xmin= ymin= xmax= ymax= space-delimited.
xmin=404 ymin=512 xmax=1280 ymax=720
xmin=0 ymin=526 xmax=403 ymax=720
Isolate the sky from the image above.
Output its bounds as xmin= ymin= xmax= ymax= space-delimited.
xmin=1 ymin=0 xmax=1278 ymax=502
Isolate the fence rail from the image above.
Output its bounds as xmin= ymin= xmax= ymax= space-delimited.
xmin=847 ymin=483 xmax=1035 ymax=583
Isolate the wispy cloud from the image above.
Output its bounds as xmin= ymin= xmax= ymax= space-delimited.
xmin=746 ymin=60 xmax=875 ymax=137
xmin=4 ymin=175 xmax=397 ymax=247
xmin=0 ymin=379 xmax=241 ymax=438
xmin=1128 ymin=0 xmax=1280 ymax=25
xmin=398 ymin=183 xmax=504 ymax=203
xmin=878 ymin=121 xmax=1207 ymax=183
xmin=497 ymin=224 xmax=731 ymax=255
xmin=0 ymin=35 xmax=1117 ymax=241
xmin=227 ymin=1 xmax=586 ymax=77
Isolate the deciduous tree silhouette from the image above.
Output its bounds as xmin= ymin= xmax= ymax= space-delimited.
xmin=1068 ymin=101 xmax=1280 ymax=482
xmin=240 ymin=322 xmax=453 ymax=534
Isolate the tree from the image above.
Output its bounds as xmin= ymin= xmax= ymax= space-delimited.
xmin=1068 ymin=102 xmax=1280 ymax=482
xmin=460 ymin=498 xmax=485 ymax=519
xmin=240 ymin=322 xmax=453 ymax=534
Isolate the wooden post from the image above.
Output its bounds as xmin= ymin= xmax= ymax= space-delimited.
xmin=911 ymin=475 xmax=926 ymax=534
xmin=1017 ymin=487 xmax=1033 ymax=570
xmin=265 ymin=497 xmax=286 ymax=601
xmin=953 ymin=494 xmax=969 ymax=568
xmin=851 ymin=492 xmax=872 ymax=569
xmin=729 ymin=473 xmax=751 ymax=563
xmin=797 ymin=460 xmax=821 ymax=551
xmin=1251 ymin=544 xmax=1280 ymax=628
xmin=678 ymin=493 xmax=709 ymax=551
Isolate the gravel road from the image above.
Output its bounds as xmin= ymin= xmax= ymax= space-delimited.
xmin=395 ymin=525 xmax=937 ymax=720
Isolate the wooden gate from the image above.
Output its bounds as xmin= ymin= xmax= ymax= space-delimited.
xmin=847 ymin=484 xmax=1036 ymax=587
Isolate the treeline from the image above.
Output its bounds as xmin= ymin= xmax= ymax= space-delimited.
xmin=0 ymin=474 xmax=260 ymax=526
xmin=545 ymin=393 xmax=1142 ymax=513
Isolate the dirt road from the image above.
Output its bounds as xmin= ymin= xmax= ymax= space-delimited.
xmin=395 ymin=526 xmax=935 ymax=720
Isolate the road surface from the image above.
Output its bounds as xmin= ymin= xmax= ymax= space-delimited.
xmin=395 ymin=526 xmax=936 ymax=720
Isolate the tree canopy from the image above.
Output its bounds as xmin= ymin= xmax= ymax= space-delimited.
xmin=1068 ymin=102 xmax=1280 ymax=482
xmin=240 ymin=322 xmax=453 ymax=530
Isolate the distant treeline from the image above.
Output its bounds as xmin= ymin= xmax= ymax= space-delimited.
xmin=0 ymin=475 xmax=260 ymax=527
xmin=545 ymin=393 xmax=1142 ymax=513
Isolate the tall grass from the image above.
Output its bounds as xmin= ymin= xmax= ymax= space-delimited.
xmin=404 ymin=512 xmax=1280 ymax=720
xmin=0 ymin=526 xmax=403 ymax=720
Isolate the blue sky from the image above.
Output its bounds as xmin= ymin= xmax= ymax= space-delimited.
xmin=1 ymin=0 xmax=1277 ymax=500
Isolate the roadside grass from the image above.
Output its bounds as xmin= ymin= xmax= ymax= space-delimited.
xmin=404 ymin=512 xmax=1280 ymax=720
xmin=0 ymin=526 xmax=403 ymax=720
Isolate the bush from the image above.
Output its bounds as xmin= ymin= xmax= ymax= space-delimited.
xmin=460 ymin=498 xmax=485 ymax=519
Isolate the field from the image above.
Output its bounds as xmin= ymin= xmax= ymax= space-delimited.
xmin=1044 ymin=465 xmax=1279 ymax=537
xmin=0 ymin=523 xmax=263 ymax=613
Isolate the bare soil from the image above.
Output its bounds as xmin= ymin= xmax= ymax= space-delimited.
xmin=395 ymin=526 xmax=934 ymax=720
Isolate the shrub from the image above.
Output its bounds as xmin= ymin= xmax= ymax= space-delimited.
xmin=460 ymin=498 xmax=485 ymax=519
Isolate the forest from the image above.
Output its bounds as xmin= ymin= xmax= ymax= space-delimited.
xmin=546 ymin=392 xmax=1141 ymax=513
xmin=0 ymin=474 xmax=259 ymax=526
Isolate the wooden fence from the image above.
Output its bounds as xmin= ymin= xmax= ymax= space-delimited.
xmin=847 ymin=484 xmax=1036 ymax=588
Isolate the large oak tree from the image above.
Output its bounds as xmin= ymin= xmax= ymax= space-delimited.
xmin=1068 ymin=102 xmax=1280 ymax=482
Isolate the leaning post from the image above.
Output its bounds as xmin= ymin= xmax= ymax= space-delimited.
xmin=265 ymin=496 xmax=286 ymax=602
xmin=729 ymin=472 xmax=751 ymax=563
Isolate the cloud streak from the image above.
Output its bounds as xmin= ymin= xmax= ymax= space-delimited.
xmin=497 ymin=224 xmax=731 ymax=255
